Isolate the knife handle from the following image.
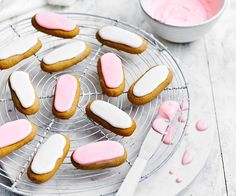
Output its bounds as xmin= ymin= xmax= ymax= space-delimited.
xmin=116 ymin=157 xmax=147 ymax=196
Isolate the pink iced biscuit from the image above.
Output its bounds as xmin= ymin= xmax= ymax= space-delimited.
xmin=178 ymin=115 xmax=186 ymax=123
xmin=196 ymin=120 xmax=208 ymax=131
xmin=158 ymin=101 xmax=180 ymax=120
xmin=162 ymin=125 xmax=175 ymax=145
xmin=0 ymin=119 xmax=32 ymax=148
xmin=72 ymin=141 xmax=125 ymax=165
xmin=35 ymin=12 xmax=76 ymax=31
xmin=182 ymin=149 xmax=194 ymax=165
xmin=54 ymin=74 xmax=78 ymax=112
xmin=100 ymin=53 xmax=123 ymax=88
xmin=152 ymin=117 xmax=169 ymax=135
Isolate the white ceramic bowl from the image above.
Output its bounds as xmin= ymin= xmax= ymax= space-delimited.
xmin=139 ymin=0 xmax=228 ymax=43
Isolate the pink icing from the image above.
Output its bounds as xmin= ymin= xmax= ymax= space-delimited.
xmin=35 ymin=12 xmax=76 ymax=31
xmin=100 ymin=53 xmax=123 ymax=88
xmin=196 ymin=120 xmax=208 ymax=131
xmin=180 ymin=102 xmax=189 ymax=111
xmin=182 ymin=149 xmax=194 ymax=165
xmin=158 ymin=101 xmax=180 ymax=120
xmin=54 ymin=74 xmax=78 ymax=112
xmin=0 ymin=119 xmax=32 ymax=148
xmin=162 ymin=125 xmax=175 ymax=145
xmin=178 ymin=115 xmax=186 ymax=123
xmin=176 ymin=178 xmax=182 ymax=183
xmin=152 ymin=117 xmax=169 ymax=135
xmin=150 ymin=0 xmax=222 ymax=26
xmin=72 ymin=140 xmax=124 ymax=165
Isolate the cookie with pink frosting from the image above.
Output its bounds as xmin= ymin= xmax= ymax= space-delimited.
xmin=71 ymin=141 xmax=127 ymax=170
xmin=41 ymin=40 xmax=91 ymax=72
xmin=128 ymin=65 xmax=173 ymax=105
xmin=32 ymin=12 xmax=80 ymax=38
xmin=97 ymin=53 xmax=125 ymax=96
xmin=0 ymin=119 xmax=37 ymax=157
xmin=96 ymin=26 xmax=147 ymax=54
xmin=52 ymin=74 xmax=80 ymax=119
xmin=86 ymin=100 xmax=136 ymax=136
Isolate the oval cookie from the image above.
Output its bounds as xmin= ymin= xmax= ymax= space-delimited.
xmin=27 ymin=134 xmax=70 ymax=184
xmin=128 ymin=65 xmax=173 ymax=105
xmin=86 ymin=100 xmax=136 ymax=136
xmin=9 ymin=71 xmax=40 ymax=115
xmin=0 ymin=35 xmax=42 ymax=69
xmin=41 ymin=40 xmax=91 ymax=72
xmin=71 ymin=140 xmax=127 ymax=170
xmin=0 ymin=119 xmax=37 ymax=157
xmin=96 ymin=26 xmax=147 ymax=54
xmin=32 ymin=12 xmax=80 ymax=38
xmin=97 ymin=53 xmax=125 ymax=96
xmin=52 ymin=74 xmax=80 ymax=119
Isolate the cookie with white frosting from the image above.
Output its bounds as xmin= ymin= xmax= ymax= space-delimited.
xmin=86 ymin=100 xmax=136 ymax=136
xmin=52 ymin=74 xmax=80 ymax=119
xmin=27 ymin=134 xmax=70 ymax=183
xmin=128 ymin=65 xmax=173 ymax=105
xmin=71 ymin=140 xmax=127 ymax=170
xmin=8 ymin=71 xmax=40 ymax=115
xmin=0 ymin=35 xmax=42 ymax=69
xmin=32 ymin=12 xmax=80 ymax=38
xmin=41 ymin=40 xmax=91 ymax=72
xmin=96 ymin=26 xmax=147 ymax=54
xmin=97 ymin=53 xmax=125 ymax=96
xmin=0 ymin=119 xmax=37 ymax=157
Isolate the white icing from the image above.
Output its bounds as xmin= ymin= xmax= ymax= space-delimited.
xmin=0 ymin=35 xmax=38 ymax=59
xmin=98 ymin=26 xmax=143 ymax=48
xmin=10 ymin=71 xmax=35 ymax=108
xmin=133 ymin=65 xmax=169 ymax=97
xmin=90 ymin=100 xmax=132 ymax=129
xmin=43 ymin=40 xmax=86 ymax=65
xmin=31 ymin=134 xmax=66 ymax=174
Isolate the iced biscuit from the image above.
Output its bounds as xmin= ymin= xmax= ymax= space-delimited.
xmin=0 ymin=35 xmax=42 ymax=69
xmin=32 ymin=12 xmax=79 ymax=38
xmin=52 ymin=74 xmax=80 ymax=119
xmin=27 ymin=134 xmax=70 ymax=184
xmin=71 ymin=140 xmax=127 ymax=170
xmin=96 ymin=26 xmax=147 ymax=54
xmin=128 ymin=65 xmax=173 ymax=105
xmin=9 ymin=71 xmax=40 ymax=115
xmin=86 ymin=100 xmax=136 ymax=136
xmin=0 ymin=119 xmax=37 ymax=157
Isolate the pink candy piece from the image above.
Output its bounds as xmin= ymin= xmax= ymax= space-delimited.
xmin=54 ymin=74 xmax=78 ymax=112
xmin=196 ymin=120 xmax=208 ymax=131
xmin=178 ymin=115 xmax=186 ymax=123
xmin=162 ymin=125 xmax=175 ymax=145
xmin=72 ymin=141 xmax=124 ymax=165
xmin=182 ymin=149 xmax=194 ymax=165
xmin=152 ymin=118 xmax=169 ymax=135
xmin=0 ymin=119 xmax=32 ymax=148
xmin=176 ymin=178 xmax=182 ymax=183
xmin=35 ymin=12 xmax=76 ymax=31
xmin=180 ymin=102 xmax=189 ymax=111
xmin=100 ymin=53 xmax=123 ymax=88
xmin=158 ymin=101 xmax=180 ymax=120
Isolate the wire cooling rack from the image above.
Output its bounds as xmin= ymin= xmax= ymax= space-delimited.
xmin=0 ymin=13 xmax=189 ymax=195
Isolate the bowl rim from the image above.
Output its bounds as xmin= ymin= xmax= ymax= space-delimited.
xmin=139 ymin=0 xmax=228 ymax=28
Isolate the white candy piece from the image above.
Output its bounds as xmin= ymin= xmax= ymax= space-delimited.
xmin=43 ymin=40 xmax=86 ymax=65
xmin=31 ymin=134 xmax=66 ymax=174
xmin=90 ymin=100 xmax=132 ymax=129
xmin=133 ymin=65 xmax=170 ymax=97
xmin=10 ymin=71 xmax=35 ymax=108
xmin=98 ymin=26 xmax=143 ymax=48
xmin=0 ymin=35 xmax=38 ymax=59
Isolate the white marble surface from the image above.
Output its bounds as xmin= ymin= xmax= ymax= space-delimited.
xmin=0 ymin=0 xmax=235 ymax=195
